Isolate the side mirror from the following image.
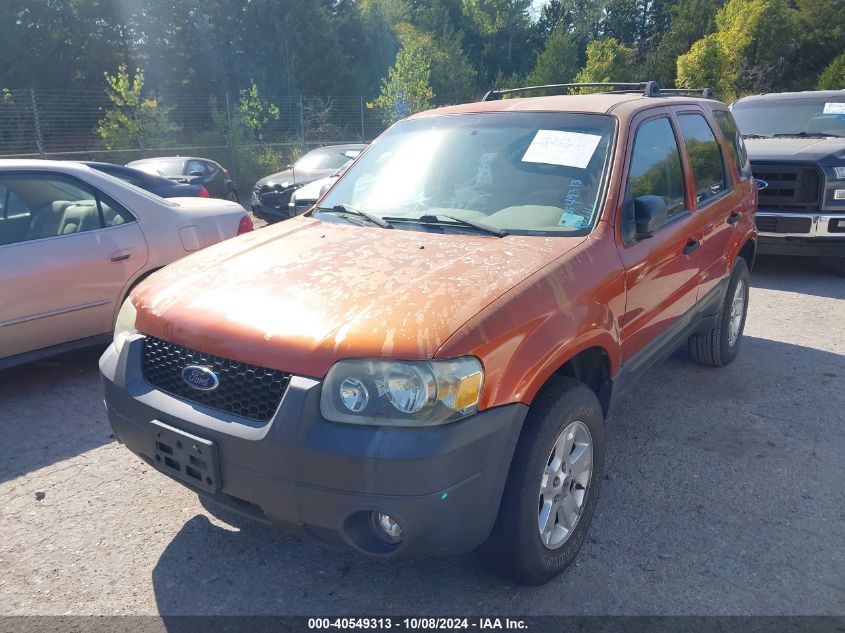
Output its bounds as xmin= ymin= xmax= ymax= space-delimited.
xmin=754 ymin=179 xmax=768 ymax=190
xmin=633 ymin=195 xmax=669 ymax=239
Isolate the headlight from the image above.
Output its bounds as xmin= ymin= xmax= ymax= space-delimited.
xmin=113 ymin=297 xmax=138 ymax=354
xmin=320 ymin=357 xmax=484 ymax=426
xmin=834 ymin=166 xmax=845 ymax=180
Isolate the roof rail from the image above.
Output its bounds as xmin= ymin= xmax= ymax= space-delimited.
xmin=481 ymin=81 xmax=714 ymax=101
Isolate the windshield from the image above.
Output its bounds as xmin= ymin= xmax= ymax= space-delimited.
xmin=732 ymin=96 xmax=845 ymax=138
xmin=316 ymin=112 xmax=615 ymax=235
xmin=295 ymin=149 xmax=353 ymax=172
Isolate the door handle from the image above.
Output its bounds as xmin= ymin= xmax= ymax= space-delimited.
xmin=727 ymin=211 xmax=741 ymax=225
xmin=110 ymin=248 xmax=133 ymax=262
xmin=683 ymin=239 xmax=701 ymax=255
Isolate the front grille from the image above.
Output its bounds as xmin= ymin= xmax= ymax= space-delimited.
xmin=141 ymin=336 xmax=290 ymax=422
xmin=753 ymin=162 xmax=822 ymax=210
xmin=755 ymin=215 xmax=812 ymax=234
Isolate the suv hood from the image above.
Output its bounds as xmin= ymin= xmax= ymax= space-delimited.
xmin=745 ymin=137 xmax=845 ymax=162
xmin=133 ymin=218 xmax=583 ymax=377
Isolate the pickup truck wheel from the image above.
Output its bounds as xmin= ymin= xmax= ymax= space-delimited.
xmin=688 ymin=258 xmax=749 ymax=367
xmin=484 ymin=376 xmax=604 ymax=585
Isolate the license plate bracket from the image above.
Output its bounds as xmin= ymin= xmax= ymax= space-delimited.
xmin=151 ymin=420 xmax=220 ymax=493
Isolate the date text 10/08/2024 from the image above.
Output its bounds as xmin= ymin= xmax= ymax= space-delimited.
xmin=307 ymin=618 xmax=528 ymax=630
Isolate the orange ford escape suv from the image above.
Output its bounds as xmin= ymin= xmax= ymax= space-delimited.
xmin=100 ymin=82 xmax=758 ymax=585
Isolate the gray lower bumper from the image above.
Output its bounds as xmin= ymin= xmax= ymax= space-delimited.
xmin=99 ymin=337 xmax=527 ymax=557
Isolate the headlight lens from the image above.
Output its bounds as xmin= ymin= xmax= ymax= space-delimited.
xmin=833 ymin=166 xmax=845 ymax=180
xmin=321 ymin=357 xmax=484 ymax=426
xmin=113 ymin=297 xmax=138 ymax=354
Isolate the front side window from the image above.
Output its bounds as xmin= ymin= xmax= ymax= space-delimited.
xmin=626 ymin=116 xmax=686 ymax=220
xmin=677 ymin=113 xmax=728 ymax=205
xmin=317 ymin=112 xmax=616 ymax=235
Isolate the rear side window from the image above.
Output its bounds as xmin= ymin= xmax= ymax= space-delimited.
xmin=626 ymin=117 xmax=686 ymax=219
xmin=677 ymin=113 xmax=728 ymax=206
xmin=713 ymin=110 xmax=751 ymax=179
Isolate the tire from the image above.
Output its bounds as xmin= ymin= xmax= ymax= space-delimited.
xmin=830 ymin=258 xmax=845 ymax=277
xmin=483 ymin=376 xmax=605 ymax=585
xmin=688 ymin=258 xmax=750 ymax=367
xmin=225 ymin=189 xmax=240 ymax=204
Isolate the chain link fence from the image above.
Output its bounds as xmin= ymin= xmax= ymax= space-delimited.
xmin=0 ymin=89 xmax=391 ymax=190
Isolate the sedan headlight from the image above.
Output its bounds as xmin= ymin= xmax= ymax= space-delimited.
xmin=320 ymin=358 xmax=484 ymax=427
xmin=113 ymin=297 xmax=138 ymax=354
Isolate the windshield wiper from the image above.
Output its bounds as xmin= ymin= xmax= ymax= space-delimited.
xmin=741 ymin=133 xmax=771 ymax=139
xmin=316 ymin=204 xmax=393 ymax=229
xmin=382 ymin=214 xmax=507 ymax=237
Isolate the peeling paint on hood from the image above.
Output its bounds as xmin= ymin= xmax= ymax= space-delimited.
xmin=132 ymin=217 xmax=585 ymax=377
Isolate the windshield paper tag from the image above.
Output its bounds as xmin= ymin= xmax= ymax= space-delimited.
xmin=823 ymin=102 xmax=845 ymax=114
xmin=522 ymin=130 xmax=602 ymax=169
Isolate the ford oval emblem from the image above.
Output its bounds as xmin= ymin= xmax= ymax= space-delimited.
xmin=181 ymin=365 xmax=220 ymax=391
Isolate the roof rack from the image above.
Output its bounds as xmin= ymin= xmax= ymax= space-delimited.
xmin=481 ymin=81 xmax=714 ymax=101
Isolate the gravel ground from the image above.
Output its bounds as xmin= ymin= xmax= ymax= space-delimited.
xmin=1 ymin=255 xmax=843 ymax=616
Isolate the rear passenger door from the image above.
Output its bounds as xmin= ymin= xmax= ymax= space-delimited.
xmin=616 ymin=110 xmax=706 ymax=364
xmin=673 ymin=108 xmax=738 ymax=299
xmin=0 ymin=172 xmax=147 ymax=361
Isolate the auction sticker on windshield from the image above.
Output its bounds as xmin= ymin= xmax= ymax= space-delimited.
xmin=823 ymin=102 xmax=845 ymax=114
xmin=522 ymin=130 xmax=602 ymax=169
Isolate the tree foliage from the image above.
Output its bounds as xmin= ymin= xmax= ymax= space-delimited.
xmin=374 ymin=29 xmax=435 ymax=123
xmin=817 ymin=51 xmax=845 ymax=90
xmin=575 ymin=39 xmax=636 ymax=84
xmin=2 ymin=0 xmax=844 ymax=124
xmin=96 ymin=66 xmax=179 ymax=150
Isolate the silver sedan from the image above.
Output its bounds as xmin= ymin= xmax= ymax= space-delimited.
xmin=0 ymin=160 xmax=254 ymax=369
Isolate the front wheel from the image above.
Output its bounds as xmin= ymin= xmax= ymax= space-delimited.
xmin=484 ymin=376 xmax=605 ymax=585
xmin=225 ymin=189 xmax=240 ymax=204
xmin=688 ymin=258 xmax=750 ymax=367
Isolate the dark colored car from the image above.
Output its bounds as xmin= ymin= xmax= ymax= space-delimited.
xmin=101 ymin=82 xmax=757 ymax=585
xmin=287 ymin=160 xmax=352 ymax=217
xmin=127 ymin=157 xmax=238 ymax=202
xmin=252 ymin=144 xmax=366 ymax=223
xmin=81 ymin=162 xmax=209 ymax=198
xmin=731 ymin=89 xmax=845 ymax=275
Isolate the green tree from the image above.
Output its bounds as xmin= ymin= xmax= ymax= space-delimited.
xmin=817 ymin=51 xmax=845 ymax=90
xmin=96 ymin=66 xmax=180 ymax=150
xmin=676 ymin=34 xmax=725 ymax=93
xmin=526 ymin=26 xmax=579 ymax=86
xmin=651 ymin=0 xmax=723 ymax=87
xmin=374 ymin=32 xmax=435 ymax=122
xmin=575 ymin=38 xmax=637 ymax=85
xmin=676 ymin=0 xmax=797 ymax=100
xmin=792 ymin=0 xmax=845 ymax=89
xmin=462 ymin=0 xmax=534 ymax=81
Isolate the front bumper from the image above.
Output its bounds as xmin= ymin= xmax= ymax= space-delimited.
xmin=755 ymin=210 xmax=845 ymax=257
xmin=251 ymin=188 xmax=296 ymax=223
xmin=99 ymin=337 xmax=527 ymax=558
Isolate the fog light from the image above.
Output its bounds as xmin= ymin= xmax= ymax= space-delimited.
xmin=372 ymin=512 xmax=403 ymax=544
xmin=834 ymin=189 xmax=845 ymax=200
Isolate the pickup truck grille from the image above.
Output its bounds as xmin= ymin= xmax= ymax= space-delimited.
xmin=141 ymin=336 xmax=290 ymax=422
xmin=752 ymin=162 xmax=822 ymax=210
xmin=755 ymin=215 xmax=812 ymax=234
